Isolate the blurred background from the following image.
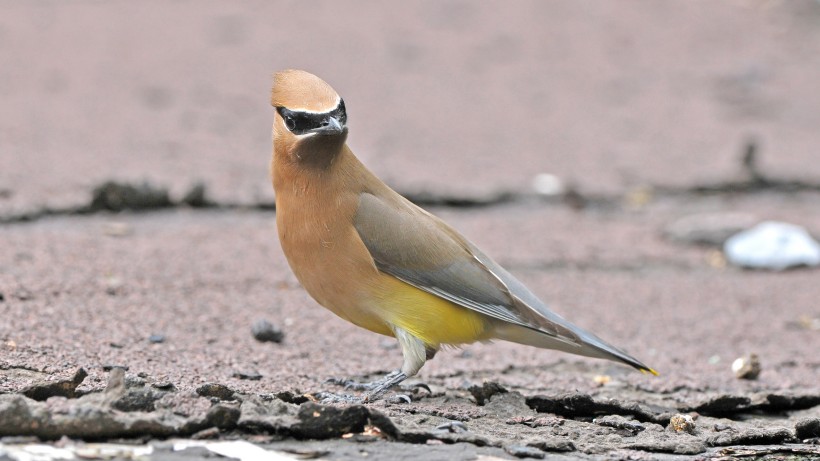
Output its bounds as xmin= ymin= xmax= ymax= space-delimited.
xmin=2 ymin=0 xmax=819 ymax=218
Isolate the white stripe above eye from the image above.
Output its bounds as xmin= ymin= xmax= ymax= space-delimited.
xmin=287 ymin=95 xmax=341 ymax=114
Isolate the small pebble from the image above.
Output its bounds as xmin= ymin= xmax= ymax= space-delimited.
xmin=102 ymin=364 xmax=129 ymax=372
xmin=467 ymin=381 xmax=508 ymax=406
xmin=152 ymin=381 xmax=175 ymax=390
xmin=795 ymin=418 xmax=820 ymax=440
xmin=669 ymin=414 xmax=696 ymax=434
xmin=274 ymin=391 xmax=310 ymax=404
xmin=593 ymin=375 xmax=611 ymax=386
xmin=148 ymin=333 xmax=166 ymax=344
xmin=233 ymin=371 xmax=263 ymax=381
xmin=196 ymin=382 xmax=236 ymax=400
xmin=532 ymin=173 xmax=565 ymax=196
xmin=251 ymin=320 xmax=284 ymax=343
xmin=103 ymin=276 xmax=125 ymax=295
xmin=732 ymin=354 xmax=761 ymax=380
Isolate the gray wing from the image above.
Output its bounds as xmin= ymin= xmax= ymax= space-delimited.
xmin=353 ymin=192 xmax=582 ymax=345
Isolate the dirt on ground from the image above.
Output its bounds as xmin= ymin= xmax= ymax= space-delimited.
xmin=1 ymin=1 xmax=820 ymax=460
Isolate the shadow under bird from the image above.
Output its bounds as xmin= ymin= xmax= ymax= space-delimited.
xmin=269 ymin=69 xmax=656 ymax=402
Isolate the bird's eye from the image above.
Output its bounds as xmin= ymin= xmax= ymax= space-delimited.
xmin=284 ymin=115 xmax=296 ymax=131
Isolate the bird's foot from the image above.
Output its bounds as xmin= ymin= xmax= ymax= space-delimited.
xmin=313 ymin=391 xmax=413 ymax=405
xmin=326 ymin=370 xmax=404 ymax=392
xmin=324 ymin=370 xmax=411 ymax=403
xmin=362 ymin=370 xmax=408 ymax=402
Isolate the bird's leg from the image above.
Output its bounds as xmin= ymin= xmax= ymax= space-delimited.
xmin=363 ymin=326 xmax=433 ymax=402
xmin=323 ymin=327 xmax=436 ymax=403
xmin=362 ymin=370 xmax=408 ymax=402
xmin=325 ymin=370 xmax=403 ymax=391
xmin=319 ymin=370 xmax=409 ymax=404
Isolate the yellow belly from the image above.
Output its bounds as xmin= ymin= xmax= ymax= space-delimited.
xmin=363 ymin=274 xmax=492 ymax=347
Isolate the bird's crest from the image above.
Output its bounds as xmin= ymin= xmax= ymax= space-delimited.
xmin=271 ymin=69 xmax=341 ymax=113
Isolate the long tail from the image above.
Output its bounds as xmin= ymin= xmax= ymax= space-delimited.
xmin=493 ymin=321 xmax=659 ymax=375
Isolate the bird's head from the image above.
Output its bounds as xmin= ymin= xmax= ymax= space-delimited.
xmin=271 ymin=70 xmax=348 ymax=166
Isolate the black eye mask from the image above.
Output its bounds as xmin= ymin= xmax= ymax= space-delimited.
xmin=277 ymin=99 xmax=347 ymax=135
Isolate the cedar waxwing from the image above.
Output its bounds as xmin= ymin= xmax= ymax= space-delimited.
xmin=270 ymin=70 xmax=656 ymax=402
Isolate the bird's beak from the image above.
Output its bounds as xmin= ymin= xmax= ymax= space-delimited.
xmin=313 ymin=115 xmax=345 ymax=135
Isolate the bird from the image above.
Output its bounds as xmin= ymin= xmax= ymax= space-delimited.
xmin=269 ymin=69 xmax=656 ymax=402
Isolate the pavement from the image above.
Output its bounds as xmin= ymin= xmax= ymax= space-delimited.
xmin=1 ymin=1 xmax=820 ymax=460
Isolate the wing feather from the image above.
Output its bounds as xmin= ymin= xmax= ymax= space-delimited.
xmin=353 ymin=192 xmax=580 ymax=346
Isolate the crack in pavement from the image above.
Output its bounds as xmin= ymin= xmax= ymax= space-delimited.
xmin=3 ymin=372 xmax=819 ymax=457
xmin=3 ymin=153 xmax=820 ymax=225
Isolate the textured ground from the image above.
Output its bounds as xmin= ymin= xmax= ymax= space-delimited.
xmin=2 ymin=1 xmax=820 ymax=460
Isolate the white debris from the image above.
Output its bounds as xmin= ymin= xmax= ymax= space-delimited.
xmin=174 ymin=440 xmax=298 ymax=461
xmin=531 ymin=173 xmax=565 ymax=196
xmin=723 ymin=221 xmax=820 ymax=270
xmin=0 ymin=441 xmax=297 ymax=461
xmin=0 ymin=444 xmax=75 ymax=461
xmin=0 ymin=443 xmax=152 ymax=461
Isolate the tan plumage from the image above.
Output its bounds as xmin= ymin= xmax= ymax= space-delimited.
xmin=270 ymin=69 xmax=656 ymax=401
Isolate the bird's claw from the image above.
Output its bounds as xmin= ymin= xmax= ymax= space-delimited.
xmin=402 ymin=382 xmax=432 ymax=395
xmin=387 ymin=394 xmax=412 ymax=404
xmin=325 ymin=377 xmax=376 ymax=391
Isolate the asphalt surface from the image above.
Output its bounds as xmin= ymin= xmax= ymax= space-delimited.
xmin=2 ymin=1 xmax=820 ymax=460
xmin=2 ymin=0 xmax=820 ymax=217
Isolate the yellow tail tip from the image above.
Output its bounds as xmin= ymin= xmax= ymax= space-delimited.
xmin=641 ymin=367 xmax=660 ymax=376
